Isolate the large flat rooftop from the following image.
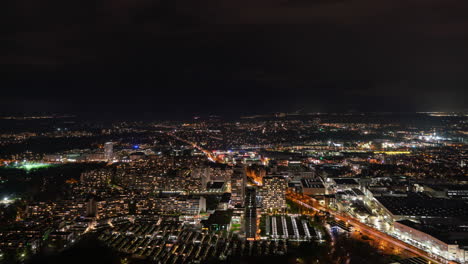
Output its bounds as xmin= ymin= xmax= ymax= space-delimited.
xmin=377 ymin=193 xmax=468 ymax=218
xmin=301 ymin=179 xmax=325 ymax=189
xmin=333 ymin=178 xmax=359 ymax=185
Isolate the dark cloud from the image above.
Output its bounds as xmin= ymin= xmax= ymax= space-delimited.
xmin=1 ymin=0 xmax=468 ymax=117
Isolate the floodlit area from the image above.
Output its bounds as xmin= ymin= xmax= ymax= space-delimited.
xmin=7 ymin=162 xmax=53 ymax=171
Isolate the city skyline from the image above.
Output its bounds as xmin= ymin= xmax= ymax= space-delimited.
xmin=2 ymin=0 xmax=468 ymax=263
xmin=0 ymin=113 xmax=466 ymax=264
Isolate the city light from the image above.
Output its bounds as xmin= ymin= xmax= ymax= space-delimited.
xmin=0 ymin=113 xmax=466 ymax=263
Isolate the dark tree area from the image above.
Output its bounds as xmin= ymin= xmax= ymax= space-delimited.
xmin=0 ymin=163 xmax=107 ymax=201
xmin=27 ymin=236 xmax=122 ymax=264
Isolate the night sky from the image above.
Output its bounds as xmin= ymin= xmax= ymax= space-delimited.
xmin=2 ymin=0 xmax=468 ymax=118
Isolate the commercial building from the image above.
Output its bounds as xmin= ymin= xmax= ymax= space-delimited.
xmin=375 ymin=193 xmax=468 ymax=223
xmin=395 ymin=220 xmax=468 ymax=263
xmin=424 ymin=184 xmax=468 ymax=200
xmin=301 ymin=179 xmax=326 ymax=196
xmin=331 ymin=178 xmax=360 ymax=191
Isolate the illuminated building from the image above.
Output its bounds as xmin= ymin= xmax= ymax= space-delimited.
xmin=395 ymin=220 xmax=468 ymax=263
xmin=134 ymin=196 xmax=206 ymax=216
xmin=245 ymin=187 xmax=257 ymax=240
xmin=88 ymin=197 xmax=130 ymax=220
xmin=26 ymin=200 xmax=88 ymax=221
xmin=301 ymin=179 xmax=326 ymax=196
xmin=104 ymin=142 xmax=113 ymax=161
xmin=331 ymin=178 xmax=360 ymax=191
xmin=261 ymin=176 xmax=287 ymax=213
xmin=230 ymin=166 xmax=246 ymax=207
xmin=191 ymin=167 xmax=210 ymax=191
xmin=80 ymin=169 xmax=113 ymax=187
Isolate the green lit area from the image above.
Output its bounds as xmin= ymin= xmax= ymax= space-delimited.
xmin=8 ymin=162 xmax=53 ymax=171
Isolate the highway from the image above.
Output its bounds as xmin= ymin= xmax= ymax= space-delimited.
xmin=287 ymin=192 xmax=456 ymax=264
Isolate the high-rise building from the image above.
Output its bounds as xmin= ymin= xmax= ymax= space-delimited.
xmin=104 ymin=142 xmax=113 ymax=161
xmin=261 ymin=176 xmax=287 ymax=213
xmin=245 ymin=187 xmax=257 ymax=240
xmin=231 ymin=166 xmax=246 ymax=207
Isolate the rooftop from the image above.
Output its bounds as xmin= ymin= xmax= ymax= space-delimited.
xmin=396 ymin=220 xmax=468 ymax=246
xmin=301 ymin=179 xmax=325 ymax=189
xmin=333 ymin=178 xmax=359 ymax=185
xmin=377 ymin=193 xmax=468 ymax=218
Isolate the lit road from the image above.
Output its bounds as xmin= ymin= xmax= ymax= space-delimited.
xmin=166 ymin=132 xmax=217 ymax=162
xmin=287 ymin=192 xmax=456 ymax=264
